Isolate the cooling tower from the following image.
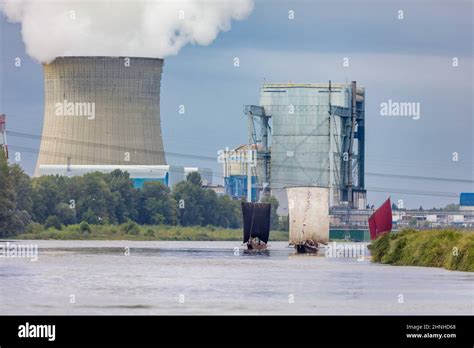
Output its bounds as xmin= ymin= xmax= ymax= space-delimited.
xmin=35 ymin=56 xmax=166 ymax=175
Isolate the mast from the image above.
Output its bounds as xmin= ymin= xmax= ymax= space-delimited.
xmin=247 ymin=149 xmax=252 ymax=202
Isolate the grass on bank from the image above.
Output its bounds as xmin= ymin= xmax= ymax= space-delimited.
xmin=15 ymin=221 xmax=290 ymax=241
xmin=369 ymin=228 xmax=474 ymax=272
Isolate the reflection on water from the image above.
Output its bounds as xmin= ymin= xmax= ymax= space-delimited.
xmin=0 ymin=241 xmax=473 ymax=315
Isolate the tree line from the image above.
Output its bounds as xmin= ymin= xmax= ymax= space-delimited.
xmin=0 ymin=151 xmax=285 ymax=237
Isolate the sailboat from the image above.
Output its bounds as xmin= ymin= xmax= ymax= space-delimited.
xmin=241 ymin=202 xmax=271 ymax=250
xmin=368 ymin=198 xmax=392 ymax=240
xmin=286 ymin=186 xmax=330 ymax=254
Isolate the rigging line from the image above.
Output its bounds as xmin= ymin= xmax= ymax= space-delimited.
xmin=249 ymin=203 xmax=256 ymax=243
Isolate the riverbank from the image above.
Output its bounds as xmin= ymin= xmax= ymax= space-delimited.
xmin=14 ymin=222 xmax=289 ymax=241
xmin=370 ymin=229 xmax=474 ymax=272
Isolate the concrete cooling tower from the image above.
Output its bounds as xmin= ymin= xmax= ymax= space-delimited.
xmin=35 ymin=56 xmax=166 ymax=175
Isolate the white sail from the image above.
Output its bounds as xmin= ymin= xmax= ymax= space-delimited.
xmin=286 ymin=186 xmax=330 ymax=245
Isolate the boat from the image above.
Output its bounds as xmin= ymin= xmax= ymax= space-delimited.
xmin=295 ymin=239 xmax=318 ymax=253
xmin=286 ymin=186 xmax=330 ymax=254
xmin=241 ymin=202 xmax=271 ymax=251
xmin=368 ymin=197 xmax=392 ymax=240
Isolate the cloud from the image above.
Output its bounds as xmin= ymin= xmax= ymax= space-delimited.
xmin=0 ymin=0 xmax=254 ymax=62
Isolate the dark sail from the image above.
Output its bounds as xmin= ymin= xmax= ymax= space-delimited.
xmin=241 ymin=202 xmax=271 ymax=244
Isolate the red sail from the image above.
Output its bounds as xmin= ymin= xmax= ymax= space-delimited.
xmin=369 ymin=198 xmax=392 ymax=240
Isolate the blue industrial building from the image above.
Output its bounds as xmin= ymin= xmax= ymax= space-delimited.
xmin=460 ymin=193 xmax=474 ymax=210
xmin=224 ymin=175 xmax=258 ymax=202
xmin=37 ymin=165 xmax=212 ymax=189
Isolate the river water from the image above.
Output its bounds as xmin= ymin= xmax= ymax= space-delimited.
xmin=1 ymin=241 xmax=472 ymax=315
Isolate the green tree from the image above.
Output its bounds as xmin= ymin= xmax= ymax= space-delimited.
xmin=261 ymin=195 xmax=280 ymax=230
xmin=44 ymin=215 xmax=63 ymax=230
xmin=8 ymin=210 xmax=32 ymax=235
xmin=444 ymin=203 xmax=460 ymax=211
xmin=186 ymin=172 xmax=202 ymax=186
xmin=82 ymin=207 xmax=101 ymax=224
xmin=105 ymin=170 xmax=138 ymax=223
xmin=55 ymin=203 xmax=77 ymax=225
xmin=9 ymin=164 xmax=32 ymax=213
xmin=214 ymin=195 xmax=242 ymax=228
xmin=138 ymin=182 xmax=178 ymax=225
xmin=173 ymin=180 xmax=204 ymax=226
xmin=201 ymin=189 xmax=219 ymax=226
xmin=76 ymin=173 xmax=114 ymax=224
xmin=31 ymin=175 xmax=68 ymax=223
xmin=279 ymin=215 xmax=289 ymax=231
xmin=173 ymin=172 xmax=243 ymax=228
xmin=0 ymin=151 xmax=16 ymax=236
xmin=0 ymin=152 xmax=31 ymax=236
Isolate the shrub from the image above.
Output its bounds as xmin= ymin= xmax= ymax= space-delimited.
xmin=370 ymin=233 xmax=391 ymax=262
xmin=44 ymin=216 xmax=62 ymax=230
xmin=145 ymin=229 xmax=155 ymax=237
xmin=121 ymin=221 xmax=140 ymax=235
xmin=79 ymin=221 xmax=91 ymax=234
xmin=370 ymin=229 xmax=474 ymax=272
xmin=195 ymin=233 xmax=210 ymax=241
xmin=25 ymin=222 xmax=43 ymax=234
xmin=382 ymin=235 xmax=407 ymax=264
xmin=445 ymin=233 xmax=474 ymax=272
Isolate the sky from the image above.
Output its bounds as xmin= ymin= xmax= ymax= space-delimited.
xmin=0 ymin=0 xmax=473 ymax=209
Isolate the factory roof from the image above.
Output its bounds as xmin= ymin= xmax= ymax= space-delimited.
xmin=262 ymin=82 xmax=365 ymax=89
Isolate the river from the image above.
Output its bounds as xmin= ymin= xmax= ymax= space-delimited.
xmin=1 ymin=241 xmax=472 ymax=315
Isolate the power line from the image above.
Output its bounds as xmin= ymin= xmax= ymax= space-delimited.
xmin=8 ymin=129 xmax=473 ymax=184
xmin=8 ymin=143 xmax=465 ymax=199
xmin=7 ymin=130 xmax=215 ymax=162
xmin=6 ymin=129 xmax=471 ymax=199
xmin=365 ymin=172 xmax=473 ymax=184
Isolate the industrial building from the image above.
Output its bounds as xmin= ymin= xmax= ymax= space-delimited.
xmin=35 ymin=57 xmax=210 ymax=187
xmin=460 ymin=193 xmax=474 ymax=211
xmin=331 ymin=208 xmax=474 ymax=230
xmin=221 ymin=144 xmax=259 ymax=201
xmin=224 ymin=81 xmax=366 ymax=211
xmin=330 ymin=194 xmax=474 ymax=229
xmin=38 ymin=164 xmax=177 ymax=187
xmin=222 ymin=82 xmax=474 ymax=233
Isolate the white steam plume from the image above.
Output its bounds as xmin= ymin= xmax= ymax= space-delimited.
xmin=0 ymin=0 xmax=254 ymax=63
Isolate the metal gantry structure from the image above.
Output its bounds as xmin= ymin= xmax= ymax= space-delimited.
xmin=243 ymin=105 xmax=271 ymax=200
xmin=0 ymin=114 xmax=8 ymax=159
xmin=332 ymin=81 xmax=365 ymax=207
